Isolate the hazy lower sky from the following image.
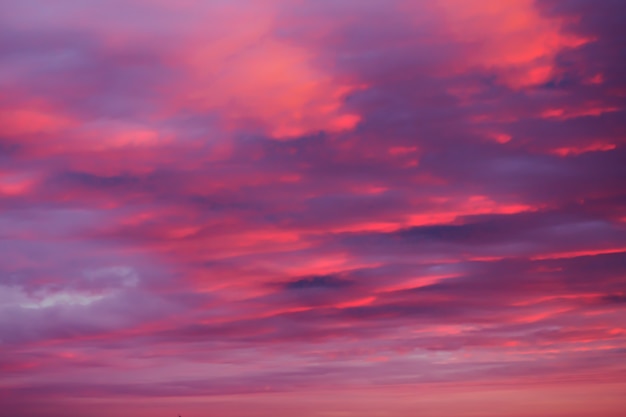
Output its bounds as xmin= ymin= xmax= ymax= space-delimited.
xmin=1 ymin=1 xmax=625 ymax=416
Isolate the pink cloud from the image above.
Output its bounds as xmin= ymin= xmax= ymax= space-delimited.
xmin=1 ymin=0 xmax=625 ymax=416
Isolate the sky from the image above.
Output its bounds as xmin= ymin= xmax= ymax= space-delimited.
xmin=1 ymin=0 xmax=625 ymax=416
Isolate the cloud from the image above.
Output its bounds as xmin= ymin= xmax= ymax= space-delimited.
xmin=1 ymin=0 xmax=625 ymax=416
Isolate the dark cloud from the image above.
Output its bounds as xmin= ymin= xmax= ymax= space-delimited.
xmin=283 ymin=275 xmax=354 ymax=290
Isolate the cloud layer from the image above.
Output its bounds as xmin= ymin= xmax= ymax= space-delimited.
xmin=1 ymin=0 xmax=625 ymax=416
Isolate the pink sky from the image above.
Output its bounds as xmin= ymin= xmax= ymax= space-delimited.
xmin=1 ymin=0 xmax=625 ymax=416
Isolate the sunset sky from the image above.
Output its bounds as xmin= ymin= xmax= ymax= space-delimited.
xmin=1 ymin=1 xmax=625 ymax=416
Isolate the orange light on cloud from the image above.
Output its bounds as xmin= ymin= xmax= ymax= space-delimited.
xmin=551 ymin=143 xmax=617 ymax=157
xmin=378 ymin=273 xmax=460 ymax=293
xmin=489 ymin=133 xmax=513 ymax=144
xmin=171 ymin=4 xmax=362 ymax=139
xmin=0 ymin=107 xmax=73 ymax=136
xmin=531 ymin=247 xmax=626 ymax=260
xmin=541 ymin=105 xmax=620 ymax=120
xmin=0 ymin=172 xmax=39 ymax=196
xmin=407 ymin=0 xmax=591 ymax=88
xmin=407 ymin=196 xmax=534 ymax=227
xmin=321 ymin=195 xmax=535 ymax=235
xmin=389 ymin=146 xmax=419 ymax=156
